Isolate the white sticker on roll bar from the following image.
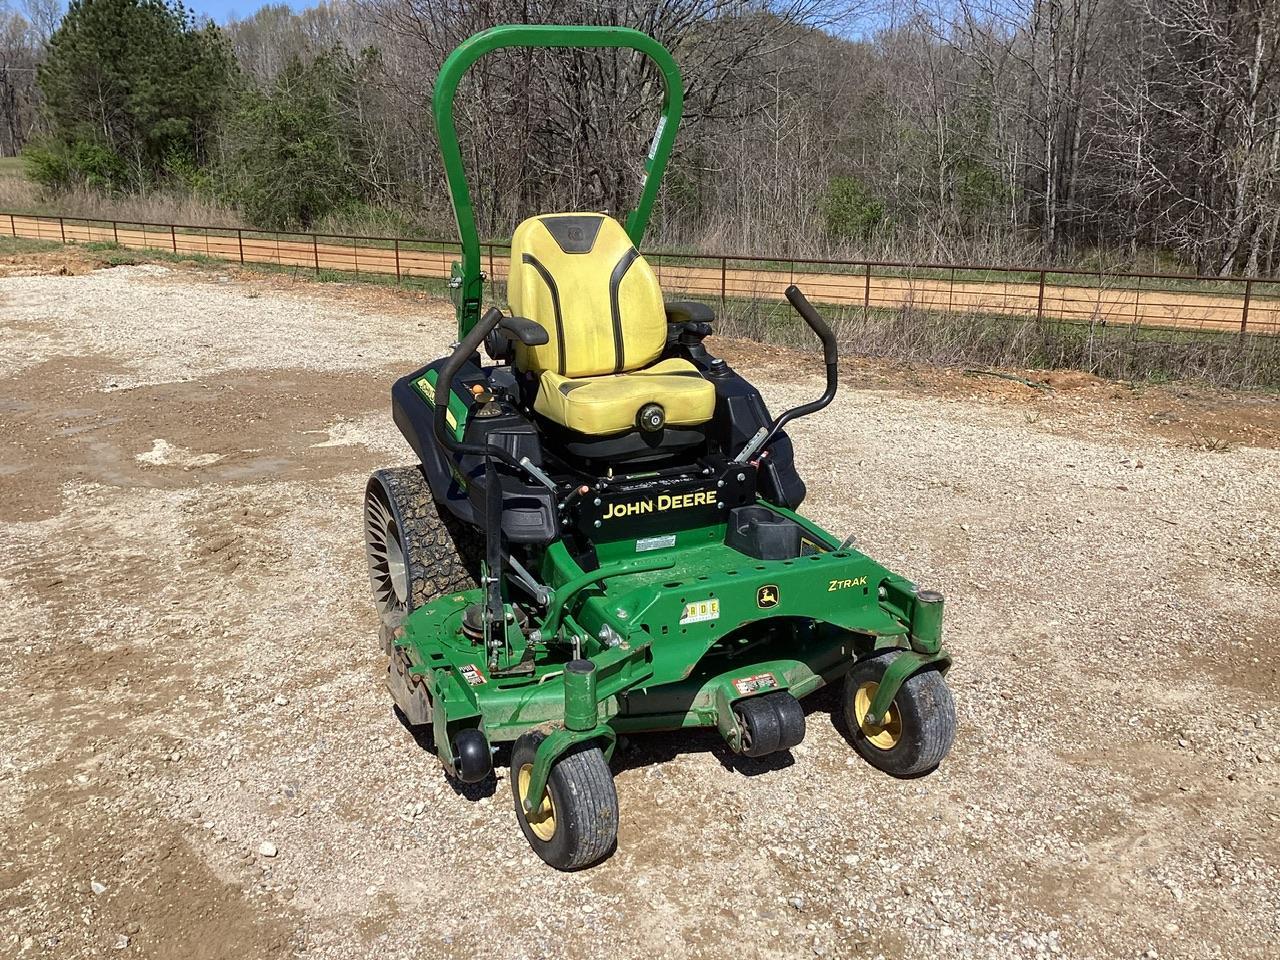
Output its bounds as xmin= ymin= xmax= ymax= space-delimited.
xmin=647 ymin=117 xmax=667 ymax=161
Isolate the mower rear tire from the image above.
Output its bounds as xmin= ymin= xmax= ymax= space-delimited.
xmin=511 ymin=733 xmax=618 ymax=871
xmin=364 ymin=466 xmax=481 ymax=629
xmin=842 ymin=653 xmax=955 ymax=777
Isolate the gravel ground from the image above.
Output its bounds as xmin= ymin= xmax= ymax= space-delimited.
xmin=1 ymin=256 xmax=1278 ymax=960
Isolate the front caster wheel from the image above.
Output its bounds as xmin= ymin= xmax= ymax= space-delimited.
xmin=451 ymin=728 xmax=492 ymax=783
xmin=842 ymin=653 xmax=956 ymax=777
xmin=510 ymin=733 xmax=617 ymax=871
xmin=734 ymin=691 xmax=806 ymax=757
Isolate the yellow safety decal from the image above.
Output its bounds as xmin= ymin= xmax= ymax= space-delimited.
xmin=679 ymin=598 xmax=720 ymax=625
xmin=416 ymin=376 xmax=459 ymax=431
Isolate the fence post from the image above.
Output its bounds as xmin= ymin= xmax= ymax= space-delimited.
xmin=9 ymin=213 xmax=14 ymax=237
xmin=1036 ymin=269 xmax=1046 ymax=322
xmin=1133 ymin=275 xmax=1141 ymax=326
xmin=720 ymin=256 xmax=727 ymax=312
xmin=863 ymin=263 xmax=871 ymax=319
xmin=352 ymin=238 xmax=359 ymax=276
xmin=171 ymin=224 xmax=177 ymax=253
xmin=1242 ymin=279 xmax=1253 ymax=334
xmin=60 ymin=217 xmax=66 ymax=244
xmin=394 ymin=239 xmax=401 ymax=283
xmin=313 ymin=235 xmax=320 ymax=275
xmin=112 ymin=220 xmax=118 ymax=245
xmin=1096 ymin=268 xmax=1104 ymax=325
xmin=487 ymin=242 xmax=494 ymax=284
xmin=237 ymin=229 xmax=244 ymax=264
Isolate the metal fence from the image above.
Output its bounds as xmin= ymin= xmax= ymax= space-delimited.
xmin=5 ymin=211 xmax=1278 ymax=338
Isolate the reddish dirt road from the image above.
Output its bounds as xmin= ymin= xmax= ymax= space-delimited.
xmin=8 ymin=214 xmax=1277 ymax=336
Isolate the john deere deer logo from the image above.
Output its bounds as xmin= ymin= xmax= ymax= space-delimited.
xmin=756 ymin=585 xmax=779 ymax=608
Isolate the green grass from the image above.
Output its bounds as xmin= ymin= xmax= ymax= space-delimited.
xmin=82 ymin=240 xmax=144 ymax=266
xmin=0 ymin=235 xmax=61 ymax=254
xmin=260 ymin=259 xmax=452 ymax=296
xmin=81 ymin=239 xmax=229 ymax=269
xmin=0 ymin=156 xmax=25 ymax=178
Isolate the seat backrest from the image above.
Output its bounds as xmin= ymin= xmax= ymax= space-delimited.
xmin=508 ymin=213 xmax=666 ymax=379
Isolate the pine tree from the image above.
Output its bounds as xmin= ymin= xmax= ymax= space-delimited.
xmin=31 ymin=0 xmax=234 ymax=189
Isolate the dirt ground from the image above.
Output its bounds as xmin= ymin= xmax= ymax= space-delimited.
xmin=1 ymin=249 xmax=1278 ymax=960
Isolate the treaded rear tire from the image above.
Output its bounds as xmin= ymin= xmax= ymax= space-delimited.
xmin=842 ymin=652 xmax=956 ymax=777
xmin=511 ymin=733 xmax=618 ymax=871
xmin=364 ymin=466 xmax=481 ymax=629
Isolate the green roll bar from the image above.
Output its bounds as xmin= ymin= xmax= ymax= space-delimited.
xmin=431 ymin=24 xmax=685 ymax=336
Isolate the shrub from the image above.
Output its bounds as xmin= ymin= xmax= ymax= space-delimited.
xmin=220 ymin=50 xmax=374 ymax=230
xmin=23 ymin=142 xmax=74 ymax=191
xmin=24 ymin=138 xmax=128 ymax=192
xmin=822 ymin=176 xmax=884 ymax=241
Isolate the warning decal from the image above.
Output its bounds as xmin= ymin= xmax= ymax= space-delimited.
xmin=459 ymin=663 xmax=487 ymax=686
xmin=732 ymin=673 xmax=779 ymax=696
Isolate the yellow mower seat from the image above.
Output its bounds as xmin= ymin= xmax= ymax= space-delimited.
xmin=536 ymin=359 xmax=715 ymax=436
xmin=507 ymin=213 xmax=715 ymax=436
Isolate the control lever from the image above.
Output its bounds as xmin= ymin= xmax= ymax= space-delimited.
xmin=733 ymin=285 xmax=838 ymax=464
xmin=498 ymin=314 xmax=548 ymax=346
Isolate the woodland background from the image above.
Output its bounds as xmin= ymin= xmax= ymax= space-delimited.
xmin=0 ymin=0 xmax=1277 ymax=276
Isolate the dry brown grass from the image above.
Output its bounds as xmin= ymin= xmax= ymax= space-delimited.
xmin=0 ymin=176 xmax=246 ymax=228
xmin=716 ymin=299 xmax=1280 ymax=388
xmin=655 ymin=213 xmax=1054 ymax=267
xmin=0 ymin=174 xmax=39 ymax=211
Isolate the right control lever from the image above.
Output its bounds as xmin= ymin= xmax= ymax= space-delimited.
xmin=733 ymin=284 xmax=838 ymax=464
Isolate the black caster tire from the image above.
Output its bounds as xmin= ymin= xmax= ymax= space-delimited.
xmin=510 ymin=733 xmax=617 ymax=871
xmin=364 ymin=466 xmax=481 ymax=629
xmin=452 ymin=728 xmax=492 ymax=783
xmin=734 ymin=695 xmax=782 ymax=757
xmin=762 ymin=691 xmax=806 ymax=751
xmin=842 ymin=652 xmax=956 ymax=777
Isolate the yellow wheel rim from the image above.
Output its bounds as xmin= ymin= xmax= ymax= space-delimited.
xmin=517 ymin=763 xmax=556 ymax=841
xmin=855 ymin=681 xmax=903 ymax=750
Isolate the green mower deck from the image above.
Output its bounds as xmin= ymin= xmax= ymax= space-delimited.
xmin=388 ymin=506 xmax=950 ymax=823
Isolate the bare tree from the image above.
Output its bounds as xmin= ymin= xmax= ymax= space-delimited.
xmin=353 ymin=0 xmax=860 ymax=237
xmin=0 ymin=4 xmax=40 ymax=155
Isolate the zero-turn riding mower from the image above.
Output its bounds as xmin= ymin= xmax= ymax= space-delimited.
xmin=363 ymin=24 xmax=956 ymax=870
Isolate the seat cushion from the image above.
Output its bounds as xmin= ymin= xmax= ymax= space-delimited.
xmin=534 ymin=358 xmax=716 ymax=436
